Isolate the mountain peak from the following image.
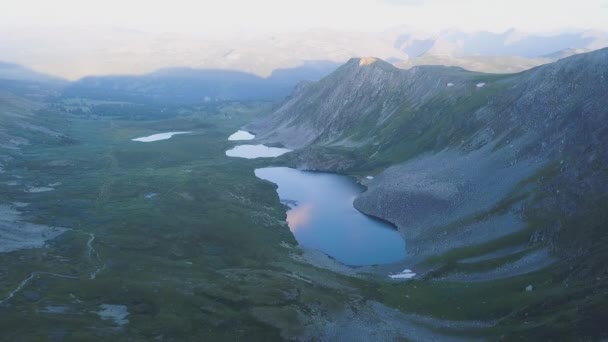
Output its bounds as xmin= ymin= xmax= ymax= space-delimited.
xmin=345 ymin=57 xmax=397 ymax=72
xmin=358 ymin=57 xmax=381 ymax=66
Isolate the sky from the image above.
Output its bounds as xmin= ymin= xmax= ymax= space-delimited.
xmin=2 ymin=0 xmax=608 ymax=34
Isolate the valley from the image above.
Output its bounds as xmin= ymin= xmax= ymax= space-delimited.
xmin=0 ymin=48 xmax=606 ymax=341
xmin=0 ymin=90 xmax=506 ymax=341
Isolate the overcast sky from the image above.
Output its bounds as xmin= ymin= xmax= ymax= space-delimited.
xmin=2 ymin=0 xmax=607 ymax=34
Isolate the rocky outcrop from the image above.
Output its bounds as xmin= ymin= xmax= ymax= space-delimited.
xmin=0 ymin=204 xmax=68 ymax=253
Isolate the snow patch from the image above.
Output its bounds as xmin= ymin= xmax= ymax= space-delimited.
xmin=144 ymin=192 xmax=158 ymax=200
xmin=226 ymin=145 xmax=292 ymax=159
xmin=26 ymin=187 xmax=54 ymax=193
xmin=389 ymin=269 xmax=416 ymax=280
xmin=97 ymin=304 xmax=129 ymax=326
xmin=366 ymin=176 xmax=374 ymax=180
xmin=447 ymin=83 xmax=454 ymax=87
xmin=476 ymin=82 xmax=486 ymax=88
xmin=132 ymin=132 xmax=191 ymax=142
xmin=228 ymin=130 xmax=255 ymax=141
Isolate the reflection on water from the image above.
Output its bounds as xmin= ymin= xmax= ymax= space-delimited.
xmin=286 ymin=203 xmax=314 ymax=232
xmin=255 ymin=167 xmax=406 ymax=266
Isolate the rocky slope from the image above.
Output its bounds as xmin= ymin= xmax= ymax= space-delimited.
xmin=249 ymin=48 xmax=608 ymax=278
xmin=0 ymin=85 xmax=75 ymax=255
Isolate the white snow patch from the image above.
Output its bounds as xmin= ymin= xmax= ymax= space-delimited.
xmin=97 ymin=304 xmax=129 ymax=326
xmin=132 ymin=132 xmax=191 ymax=142
xmin=26 ymin=187 xmax=54 ymax=193
xmin=476 ymin=82 xmax=486 ymax=88
xmin=144 ymin=193 xmax=158 ymax=200
xmin=228 ymin=130 xmax=255 ymax=141
xmin=447 ymin=83 xmax=454 ymax=87
xmin=226 ymin=145 xmax=292 ymax=159
xmin=366 ymin=176 xmax=374 ymax=180
xmin=389 ymin=269 xmax=416 ymax=280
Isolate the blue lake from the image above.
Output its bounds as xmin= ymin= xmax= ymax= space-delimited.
xmin=255 ymin=167 xmax=406 ymax=266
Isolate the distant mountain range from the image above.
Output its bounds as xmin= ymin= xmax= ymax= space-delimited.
xmin=393 ymin=29 xmax=607 ymax=58
xmin=1 ymin=27 xmax=606 ymax=103
xmin=1 ymin=27 xmax=607 ymax=80
xmin=60 ymin=61 xmax=340 ymax=104
xmin=0 ymin=59 xmax=341 ymax=104
xmin=0 ymin=62 xmax=66 ymax=83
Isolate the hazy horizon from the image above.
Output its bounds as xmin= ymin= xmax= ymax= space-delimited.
xmin=2 ymin=0 xmax=608 ymax=34
xmin=2 ymin=0 xmax=608 ymax=79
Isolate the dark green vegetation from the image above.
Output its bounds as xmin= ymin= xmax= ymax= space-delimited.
xmin=0 ymin=96 xmax=350 ymax=340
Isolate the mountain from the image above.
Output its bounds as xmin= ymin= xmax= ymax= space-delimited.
xmin=0 ymin=27 xmax=404 ymax=80
xmin=248 ymin=49 xmax=608 ymax=335
xmin=0 ymin=62 xmax=67 ymax=100
xmin=395 ymin=54 xmax=550 ymax=73
xmin=61 ymin=62 xmax=341 ymax=104
xmin=2 ymin=27 xmax=607 ymax=81
xmin=0 ymin=62 xmax=65 ymax=83
xmin=541 ymin=47 xmax=592 ymax=60
xmin=393 ymin=29 xmax=608 ymax=58
xmin=393 ymin=47 xmax=593 ymax=74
